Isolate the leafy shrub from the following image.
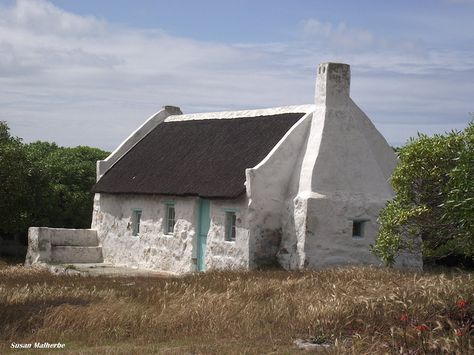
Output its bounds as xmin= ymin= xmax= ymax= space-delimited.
xmin=0 ymin=121 xmax=109 ymax=248
xmin=373 ymin=121 xmax=474 ymax=266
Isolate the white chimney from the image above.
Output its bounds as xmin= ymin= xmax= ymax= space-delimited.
xmin=315 ymin=62 xmax=351 ymax=108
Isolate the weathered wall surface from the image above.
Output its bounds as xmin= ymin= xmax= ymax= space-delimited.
xmin=309 ymin=108 xmax=395 ymax=197
xmin=25 ymin=227 xmax=52 ymax=265
xmin=25 ymin=227 xmax=100 ymax=265
xmin=278 ymin=62 xmax=421 ymax=270
xmin=206 ymin=196 xmax=249 ymax=270
xmin=91 ymin=193 xmax=249 ymax=273
xmin=92 ymin=194 xmax=196 ymax=273
xmin=285 ymin=64 xmax=395 ymax=269
xmin=279 ymin=196 xmax=307 ymax=270
xmin=245 ymin=112 xmax=312 ymax=268
xmin=302 ymin=193 xmax=383 ymax=267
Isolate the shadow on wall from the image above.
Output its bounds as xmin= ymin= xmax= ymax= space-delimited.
xmin=253 ymin=228 xmax=282 ymax=269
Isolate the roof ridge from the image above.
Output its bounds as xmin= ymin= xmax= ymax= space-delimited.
xmin=164 ymin=104 xmax=315 ymax=122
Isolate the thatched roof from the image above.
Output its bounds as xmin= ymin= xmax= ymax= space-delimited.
xmin=92 ymin=113 xmax=304 ymax=198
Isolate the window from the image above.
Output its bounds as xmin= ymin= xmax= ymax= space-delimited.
xmin=352 ymin=220 xmax=365 ymax=238
xmin=165 ymin=203 xmax=175 ymax=234
xmin=132 ymin=209 xmax=142 ymax=236
xmin=225 ymin=211 xmax=236 ymax=241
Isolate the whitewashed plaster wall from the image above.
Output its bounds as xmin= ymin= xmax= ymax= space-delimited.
xmin=92 ymin=193 xmax=196 ymax=273
xmin=245 ymin=112 xmax=312 ymax=268
xmin=91 ymin=193 xmax=250 ymax=273
xmin=25 ymin=227 xmax=100 ymax=265
xmin=90 ymin=62 xmax=421 ymax=272
xmin=302 ymin=192 xmax=384 ymax=267
xmin=206 ymin=196 xmax=249 ymax=270
xmin=277 ymin=63 xmax=422 ymax=269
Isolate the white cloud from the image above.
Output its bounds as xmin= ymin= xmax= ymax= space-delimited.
xmin=0 ymin=0 xmax=472 ymax=150
xmin=7 ymin=0 xmax=105 ymax=35
xmin=302 ymin=19 xmax=376 ymax=50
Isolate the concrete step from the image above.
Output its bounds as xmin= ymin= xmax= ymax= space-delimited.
xmin=50 ymin=229 xmax=99 ymax=247
xmin=48 ymin=263 xmax=172 ymax=277
xmin=51 ymin=246 xmax=103 ymax=263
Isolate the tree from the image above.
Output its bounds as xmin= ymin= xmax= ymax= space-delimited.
xmin=0 ymin=122 xmax=31 ymax=239
xmin=0 ymin=121 xmax=109 ymax=252
xmin=0 ymin=121 xmax=14 ymax=143
xmin=442 ymin=122 xmax=474 ymax=258
xmin=27 ymin=143 xmax=108 ymax=228
xmin=372 ymin=121 xmax=474 ymax=266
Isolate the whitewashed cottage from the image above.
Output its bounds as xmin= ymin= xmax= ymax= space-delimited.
xmin=26 ymin=62 xmax=422 ymax=273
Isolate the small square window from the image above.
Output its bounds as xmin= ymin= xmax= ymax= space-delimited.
xmin=165 ymin=203 xmax=175 ymax=234
xmin=132 ymin=209 xmax=142 ymax=236
xmin=352 ymin=220 xmax=365 ymax=238
xmin=225 ymin=211 xmax=236 ymax=241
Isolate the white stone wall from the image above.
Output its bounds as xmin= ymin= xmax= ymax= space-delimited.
xmin=25 ymin=227 xmax=99 ymax=265
xmin=91 ymin=193 xmax=249 ymax=273
xmin=281 ymin=62 xmax=422 ymax=270
xmin=89 ymin=62 xmax=421 ymax=272
xmin=245 ymin=112 xmax=312 ymax=268
xmin=206 ymin=196 xmax=249 ymax=270
xmin=302 ymin=193 xmax=383 ymax=267
xmin=278 ymin=197 xmax=306 ymax=270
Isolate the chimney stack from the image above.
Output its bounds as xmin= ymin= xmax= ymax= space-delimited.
xmin=315 ymin=62 xmax=351 ymax=108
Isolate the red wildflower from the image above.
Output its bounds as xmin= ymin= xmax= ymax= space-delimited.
xmin=457 ymin=299 xmax=467 ymax=309
xmin=400 ymin=313 xmax=409 ymax=322
xmin=415 ymin=324 xmax=430 ymax=332
xmin=455 ymin=328 xmax=463 ymax=337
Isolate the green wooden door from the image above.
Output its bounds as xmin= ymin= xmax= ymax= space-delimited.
xmin=197 ymin=199 xmax=210 ymax=271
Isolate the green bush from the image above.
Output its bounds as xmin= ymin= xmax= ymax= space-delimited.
xmin=372 ymin=121 xmax=474 ymax=266
xmin=0 ymin=121 xmax=109 ymax=246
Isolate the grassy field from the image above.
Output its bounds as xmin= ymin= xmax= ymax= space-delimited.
xmin=0 ymin=259 xmax=472 ymax=354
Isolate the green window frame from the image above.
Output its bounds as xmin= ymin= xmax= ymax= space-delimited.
xmin=225 ymin=211 xmax=236 ymax=241
xmin=165 ymin=203 xmax=175 ymax=235
xmin=131 ymin=209 xmax=142 ymax=236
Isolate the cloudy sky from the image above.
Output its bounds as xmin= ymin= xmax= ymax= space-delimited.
xmin=1 ymin=0 xmax=473 ymax=150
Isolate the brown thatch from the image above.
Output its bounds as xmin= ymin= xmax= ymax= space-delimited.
xmin=92 ymin=113 xmax=305 ymax=198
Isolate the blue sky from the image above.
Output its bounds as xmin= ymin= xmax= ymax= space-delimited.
xmin=1 ymin=0 xmax=473 ymax=150
xmin=47 ymin=1 xmax=472 ymax=41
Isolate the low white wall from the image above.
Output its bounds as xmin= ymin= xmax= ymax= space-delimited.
xmin=25 ymin=227 xmax=98 ymax=265
xmin=91 ymin=193 xmax=249 ymax=273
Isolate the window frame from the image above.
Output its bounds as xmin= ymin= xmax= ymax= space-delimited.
xmin=165 ymin=202 xmax=175 ymax=235
xmin=224 ymin=211 xmax=237 ymax=241
xmin=131 ymin=208 xmax=142 ymax=236
xmin=351 ymin=219 xmax=368 ymax=239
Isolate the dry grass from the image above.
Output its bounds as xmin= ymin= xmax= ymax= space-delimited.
xmin=0 ymin=262 xmax=472 ymax=354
